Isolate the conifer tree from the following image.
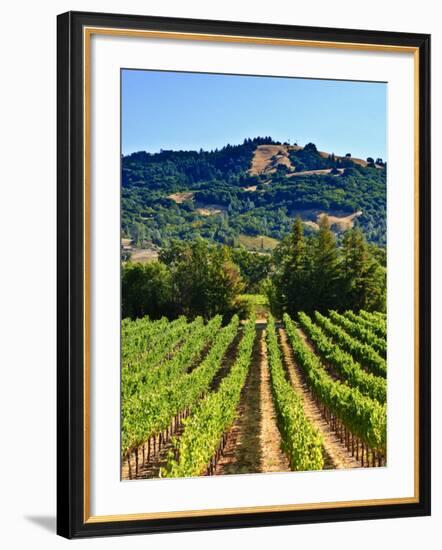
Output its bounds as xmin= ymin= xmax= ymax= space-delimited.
xmin=310 ymin=214 xmax=340 ymax=311
xmin=341 ymin=228 xmax=386 ymax=312
xmin=286 ymin=218 xmax=308 ymax=313
xmin=270 ymin=218 xmax=309 ymax=315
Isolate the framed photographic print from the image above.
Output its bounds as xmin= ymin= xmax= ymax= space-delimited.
xmin=57 ymin=11 xmax=431 ymax=539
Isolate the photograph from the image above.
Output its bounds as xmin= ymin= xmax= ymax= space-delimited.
xmin=120 ymin=69 xmax=388 ymax=480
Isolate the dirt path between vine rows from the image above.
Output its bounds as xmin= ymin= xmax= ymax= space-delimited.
xmin=258 ymin=329 xmax=291 ymax=472
xmin=278 ymin=327 xmax=360 ymax=470
xmin=215 ymin=328 xmax=290 ymax=475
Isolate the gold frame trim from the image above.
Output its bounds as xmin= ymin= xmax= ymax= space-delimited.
xmin=83 ymin=27 xmax=420 ymax=524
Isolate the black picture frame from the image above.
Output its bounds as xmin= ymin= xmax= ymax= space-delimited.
xmin=57 ymin=10 xmax=431 ymax=539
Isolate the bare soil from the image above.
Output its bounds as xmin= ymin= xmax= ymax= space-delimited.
xmin=215 ymin=328 xmax=290 ymax=475
xmin=258 ymin=330 xmax=291 ymax=473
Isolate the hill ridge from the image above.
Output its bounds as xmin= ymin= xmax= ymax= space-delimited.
xmin=121 ymin=137 xmax=386 ymax=250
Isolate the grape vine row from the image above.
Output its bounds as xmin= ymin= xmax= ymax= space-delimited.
xmin=266 ymin=315 xmax=324 ymax=470
xmin=328 ymin=311 xmax=386 ymax=357
xmin=163 ymin=316 xmax=256 ymax=478
xmin=298 ymin=312 xmax=386 ymax=403
xmin=314 ymin=312 xmax=386 ymax=378
xmin=284 ymin=314 xmax=387 ymax=455
xmin=345 ymin=310 xmax=387 ymax=339
xmin=122 ymin=315 xmax=237 ymax=456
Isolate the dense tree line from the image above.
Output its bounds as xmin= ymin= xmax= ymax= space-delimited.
xmin=123 ymin=136 xmax=277 ymax=190
xmin=122 ymin=240 xmax=245 ymax=321
xmin=266 ymin=217 xmax=386 ymax=316
xmin=122 ymin=216 xmax=386 ymax=322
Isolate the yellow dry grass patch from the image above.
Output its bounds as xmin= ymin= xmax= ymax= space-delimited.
xmin=237 ymin=234 xmax=279 ymax=250
xmin=129 ymin=248 xmax=159 ymax=263
xmin=196 ymin=207 xmax=223 ymax=216
xmin=287 ymin=168 xmax=344 ymax=178
xmin=249 ymin=143 xmax=382 ymax=179
xmin=249 ymin=144 xmax=299 ymax=176
xmin=304 ymin=211 xmax=363 ymax=232
xmin=167 ymin=191 xmax=195 ymax=204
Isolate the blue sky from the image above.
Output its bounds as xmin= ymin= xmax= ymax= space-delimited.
xmin=122 ymin=69 xmax=386 ymax=160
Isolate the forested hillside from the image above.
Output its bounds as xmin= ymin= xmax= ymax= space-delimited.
xmin=122 ymin=138 xmax=387 ymax=250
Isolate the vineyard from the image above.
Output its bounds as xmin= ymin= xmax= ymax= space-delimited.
xmin=121 ymin=310 xmax=387 ymax=479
